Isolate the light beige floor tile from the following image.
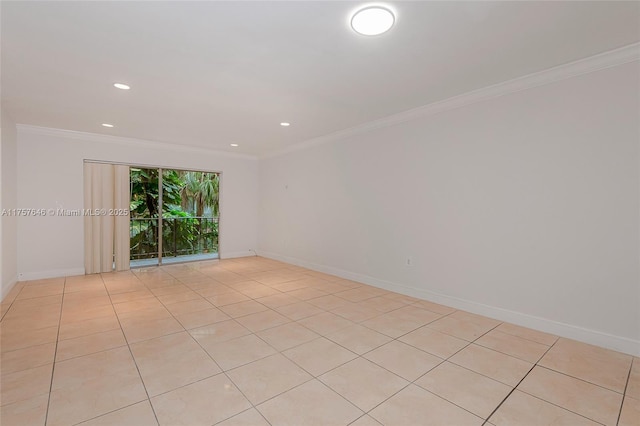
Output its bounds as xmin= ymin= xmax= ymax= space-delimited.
xmin=0 ymin=393 xmax=49 ymax=426
xmin=113 ymin=298 xmax=165 ymax=315
xmin=256 ymin=322 xmax=319 ymax=351
xmin=627 ymin=358 xmax=640 ymax=400
xmin=271 ymin=279 xmax=314 ymax=293
xmin=257 ymin=379 xmax=363 ymax=426
xmin=357 ymin=296 xmax=406 ymax=313
xmin=335 ymin=288 xmax=379 ymax=303
xmin=117 ymin=306 xmax=172 ymax=322
xmin=364 ymin=340 xmax=443 ymax=381
xmin=235 ymin=309 xmax=290 ymax=332
xmin=450 ymin=344 xmax=533 ymax=386
xmin=174 ymin=307 xmax=230 ymax=329
xmin=108 ymin=289 xmax=155 ymax=304
xmin=361 ymin=312 xmax=425 ymax=338
xmin=62 ymin=294 xmax=113 ymax=311
xmin=151 ymin=373 xmax=251 ymax=426
xmin=0 ymin=317 xmax=60 ymax=334
xmin=369 ymin=384 xmax=483 ymax=426
xmin=16 ymin=283 xmax=64 ymax=300
xmin=130 ymin=331 xmax=221 ymax=396
xmin=47 ymin=347 xmax=147 ymax=426
xmin=389 ymin=305 xmax=443 ymax=322
xmin=518 ymin=366 xmax=623 ymax=425
xmin=157 ymin=292 xmax=204 ymax=307
xmin=619 ymin=396 xmax=640 ymax=426
xmin=195 ymin=284 xmax=235 ymax=298
xmin=476 ymin=329 xmax=550 ymax=363
xmin=60 ymin=304 xmax=117 ymax=324
xmin=62 ymin=288 xmax=109 ymax=302
xmin=120 ymin=316 xmax=184 ymax=343
xmin=205 ymin=334 xmax=277 ymax=370
xmin=239 ymin=285 xmax=281 ymax=299
xmin=399 ymin=326 xmax=469 ymax=358
xmin=427 ymin=311 xmax=500 ymax=341
xmin=306 ymin=295 xmax=350 ymax=311
xmin=255 ymin=293 xmax=299 ymax=309
xmin=326 ymin=324 xmax=391 ymax=355
xmin=79 ymin=401 xmax=158 ymax=426
xmin=11 ymin=294 xmax=63 ymax=309
xmin=207 ymin=291 xmax=251 ymax=307
xmin=149 ymin=284 xmax=192 ymax=297
xmin=104 ymin=282 xmax=147 ymax=295
xmin=319 ymin=357 xmax=408 ymax=411
xmin=298 ymin=312 xmax=354 ymax=335
xmin=489 ymin=390 xmax=599 ymax=426
xmin=285 ymin=288 xmax=328 ymax=301
xmin=56 ymin=325 xmax=125 ymax=359
xmin=330 ymin=303 xmax=381 ymax=322
xmin=164 ymin=298 xmax=214 ymax=316
xmin=495 ymin=322 xmax=558 ymax=346
xmin=412 ymin=300 xmax=457 ymax=315
xmin=216 ymin=408 xmax=270 ymax=426
xmin=0 ymin=342 xmax=56 ymax=375
xmin=539 ymin=338 xmax=632 ymax=392
xmin=416 ymin=361 xmax=512 ymax=418
xmin=58 ymin=315 xmax=120 ymax=341
xmin=283 ymin=337 xmax=357 ymax=376
xmin=275 ymin=301 xmax=325 ymax=321
xmin=0 ymin=364 xmax=52 ymax=407
xmin=220 ymin=300 xmax=269 ymax=318
xmin=382 ymin=293 xmax=420 ymax=304
xmin=227 ymin=353 xmax=312 ymax=404
xmin=186 ymin=317 xmax=244 ymax=343
xmin=349 ymin=414 xmax=383 ymax=426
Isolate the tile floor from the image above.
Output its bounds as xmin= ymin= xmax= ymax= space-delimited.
xmin=0 ymin=256 xmax=638 ymax=426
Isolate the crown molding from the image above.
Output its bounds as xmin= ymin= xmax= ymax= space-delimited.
xmin=16 ymin=125 xmax=259 ymax=161
xmin=265 ymin=42 xmax=640 ymax=159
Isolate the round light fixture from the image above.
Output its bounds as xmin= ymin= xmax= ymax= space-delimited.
xmin=113 ymin=83 xmax=130 ymax=90
xmin=101 ymin=123 xmax=114 ymax=128
xmin=280 ymin=122 xmax=290 ymax=127
xmin=351 ymin=6 xmax=395 ymax=36
xmin=230 ymin=143 xmax=239 ymax=147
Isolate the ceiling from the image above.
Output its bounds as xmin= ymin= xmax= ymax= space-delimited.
xmin=2 ymin=1 xmax=639 ymax=156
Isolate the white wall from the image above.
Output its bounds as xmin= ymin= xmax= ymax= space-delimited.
xmin=258 ymin=61 xmax=640 ymax=355
xmin=1 ymin=107 xmax=18 ymax=299
xmin=16 ymin=128 xmax=259 ymax=279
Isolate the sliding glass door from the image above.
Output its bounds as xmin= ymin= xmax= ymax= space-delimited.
xmin=129 ymin=167 xmax=220 ymax=267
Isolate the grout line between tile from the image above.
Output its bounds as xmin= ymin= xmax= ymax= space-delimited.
xmin=103 ymin=274 xmax=161 ymax=426
xmin=43 ymin=277 xmax=66 ymax=426
xmin=616 ymin=356 xmax=634 ymax=426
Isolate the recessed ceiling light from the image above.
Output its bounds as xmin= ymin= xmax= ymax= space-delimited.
xmin=280 ymin=122 xmax=290 ymax=127
xmin=230 ymin=143 xmax=239 ymax=147
xmin=101 ymin=123 xmax=114 ymax=128
xmin=113 ymin=83 xmax=130 ymax=90
xmin=351 ymin=6 xmax=395 ymax=36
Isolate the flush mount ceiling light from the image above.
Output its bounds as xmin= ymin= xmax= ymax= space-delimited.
xmin=113 ymin=83 xmax=130 ymax=90
xmin=230 ymin=143 xmax=239 ymax=147
xmin=351 ymin=6 xmax=395 ymax=36
xmin=280 ymin=122 xmax=290 ymax=127
xmin=101 ymin=123 xmax=114 ymax=128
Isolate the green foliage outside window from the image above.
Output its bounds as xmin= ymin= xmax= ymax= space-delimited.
xmin=130 ymin=168 xmax=219 ymax=260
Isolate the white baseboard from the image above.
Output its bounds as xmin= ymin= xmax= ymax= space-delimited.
xmin=258 ymin=250 xmax=640 ymax=356
xmin=1 ymin=277 xmax=18 ymax=302
xmin=221 ymin=250 xmax=258 ymax=260
xmin=18 ymin=268 xmax=86 ymax=282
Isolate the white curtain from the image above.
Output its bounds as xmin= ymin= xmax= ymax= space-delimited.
xmin=84 ymin=162 xmax=130 ymax=274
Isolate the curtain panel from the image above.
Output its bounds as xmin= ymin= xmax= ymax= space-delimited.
xmin=83 ymin=162 xmax=130 ymax=274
